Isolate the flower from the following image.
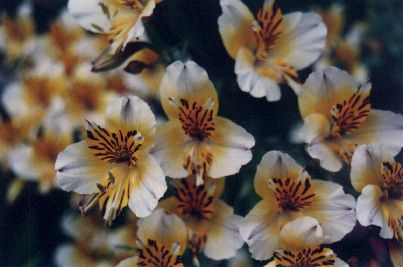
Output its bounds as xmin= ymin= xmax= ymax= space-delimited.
xmin=116 ymin=209 xmax=187 ymax=267
xmin=62 ymin=63 xmax=118 ymax=127
xmin=315 ymin=4 xmax=368 ymax=82
xmin=10 ymin=113 xmax=72 ymax=193
xmin=55 ymin=213 xmax=120 ymax=267
xmin=0 ymin=3 xmax=36 ymax=62
xmin=1 ymin=57 xmax=67 ymax=133
xmin=56 ymin=96 xmax=167 ymax=223
xmin=239 ymin=151 xmax=356 ymax=260
xmin=264 ymin=217 xmax=348 ymax=267
xmin=159 ymin=176 xmax=243 ymax=262
xmin=68 ymin=0 xmax=162 ymax=54
xmin=152 ymin=60 xmax=255 ymax=185
xmin=351 ymin=143 xmax=402 ymax=241
xmin=298 ymin=67 xmax=403 ymax=172
xmin=218 ymin=0 xmax=327 ymax=101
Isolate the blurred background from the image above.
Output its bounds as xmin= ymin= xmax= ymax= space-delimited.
xmin=0 ymin=0 xmax=402 ymax=266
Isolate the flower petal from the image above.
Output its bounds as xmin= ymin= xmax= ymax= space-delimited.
xmin=254 ymin=150 xmax=304 ymax=199
xmin=152 ymin=120 xmax=188 ymax=178
xmin=306 ymin=142 xmax=343 ymax=172
xmin=55 ymin=141 xmax=110 ymax=194
xmin=299 ymin=113 xmax=330 ymax=143
xmin=298 ymin=67 xmax=361 ymax=119
xmin=235 ymin=48 xmax=281 ymax=101
xmin=351 ymin=143 xmax=400 ymax=192
xmin=105 ymin=95 xmax=156 ymax=151
xmin=128 ymin=154 xmax=167 ymax=217
xmin=279 ymin=216 xmax=325 ymax=250
xmin=271 ymin=12 xmax=327 ymax=70
xmin=160 ymin=61 xmax=218 ymax=119
xmin=208 ymin=117 xmax=255 ymax=178
xmin=239 ymin=199 xmax=281 ymax=260
xmin=10 ymin=145 xmax=39 ymax=180
xmin=356 ymin=184 xmax=393 ymax=239
xmin=68 ymin=0 xmax=111 ymax=33
xmin=116 ymin=256 xmax=139 ymax=267
xmin=346 ymin=109 xmax=403 ymax=147
xmin=204 ymin=200 xmax=243 ymax=260
xmin=304 ymin=180 xmax=356 ymax=243
xmin=218 ymin=0 xmax=256 ymax=59
xmin=137 ymin=209 xmax=187 ymax=253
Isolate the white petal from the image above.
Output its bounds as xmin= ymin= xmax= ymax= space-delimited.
xmin=298 ymin=67 xmax=360 ymax=119
xmin=116 ymin=256 xmax=139 ymax=267
xmin=105 ymin=95 xmax=156 ymax=151
xmin=218 ymin=0 xmax=256 ymax=59
xmin=235 ymin=48 xmax=281 ymax=101
xmin=299 ymin=113 xmax=330 ymax=143
xmin=208 ymin=117 xmax=255 ymax=178
xmin=204 ymin=200 xmax=244 ymax=260
xmin=279 ymin=216 xmax=325 ymax=250
xmin=335 ymin=258 xmax=349 ymax=267
xmin=272 ymin=12 xmax=327 ymax=70
xmin=346 ymin=109 xmax=403 ymax=147
xmin=306 ymin=142 xmax=343 ymax=172
xmin=254 ymin=150 xmax=304 ymax=199
xmin=137 ymin=209 xmax=187 ymax=250
xmin=351 ymin=143 xmax=400 ymax=192
xmin=55 ymin=141 xmax=110 ymax=194
xmin=151 ymin=120 xmax=188 ymax=178
xmin=10 ymin=145 xmax=39 ymax=181
xmin=304 ymin=180 xmax=356 ymax=243
xmin=160 ymin=60 xmax=218 ymax=119
xmin=356 ymin=185 xmax=393 ymax=239
xmin=128 ymin=154 xmax=167 ymax=217
xmin=68 ymin=0 xmax=111 ymax=33
xmin=239 ymin=199 xmax=281 ymax=260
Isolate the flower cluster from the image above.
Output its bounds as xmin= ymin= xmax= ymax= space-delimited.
xmin=1 ymin=0 xmax=402 ymax=266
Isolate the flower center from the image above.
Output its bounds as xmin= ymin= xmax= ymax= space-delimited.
xmin=173 ymin=98 xmax=215 ymax=142
xmin=253 ymin=1 xmax=284 ymax=60
xmin=382 ymin=161 xmax=403 ymax=200
xmin=329 ymin=87 xmax=370 ymax=139
xmin=273 ymin=246 xmax=336 ymax=267
xmin=86 ymin=120 xmax=143 ymax=166
xmin=175 ymin=179 xmax=215 ymax=220
xmin=23 ymin=77 xmax=54 ymax=107
xmin=70 ymin=81 xmax=102 ymax=111
xmin=269 ymin=175 xmax=316 ymax=213
xmin=137 ymin=239 xmax=183 ymax=267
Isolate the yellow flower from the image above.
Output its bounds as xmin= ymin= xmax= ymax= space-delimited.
xmin=55 ymin=213 xmax=119 ymax=267
xmin=153 ymin=61 xmax=255 ymax=185
xmin=1 ymin=58 xmax=67 ymax=132
xmin=264 ymin=217 xmax=348 ymax=267
xmin=10 ymin=114 xmax=72 ymax=193
xmin=315 ymin=4 xmax=368 ymax=82
xmin=159 ymin=176 xmax=243 ymax=262
xmin=116 ymin=209 xmax=187 ymax=267
xmin=68 ymin=0 xmax=162 ymax=54
xmin=63 ymin=63 xmax=117 ymax=127
xmin=351 ymin=144 xmax=403 ymax=241
xmin=0 ymin=3 xmax=36 ymax=62
xmin=240 ymin=151 xmax=356 ymax=260
xmin=218 ymin=0 xmax=327 ymax=101
xmin=298 ymin=67 xmax=403 ymax=172
xmin=56 ymin=96 xmax=167 ymax=223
